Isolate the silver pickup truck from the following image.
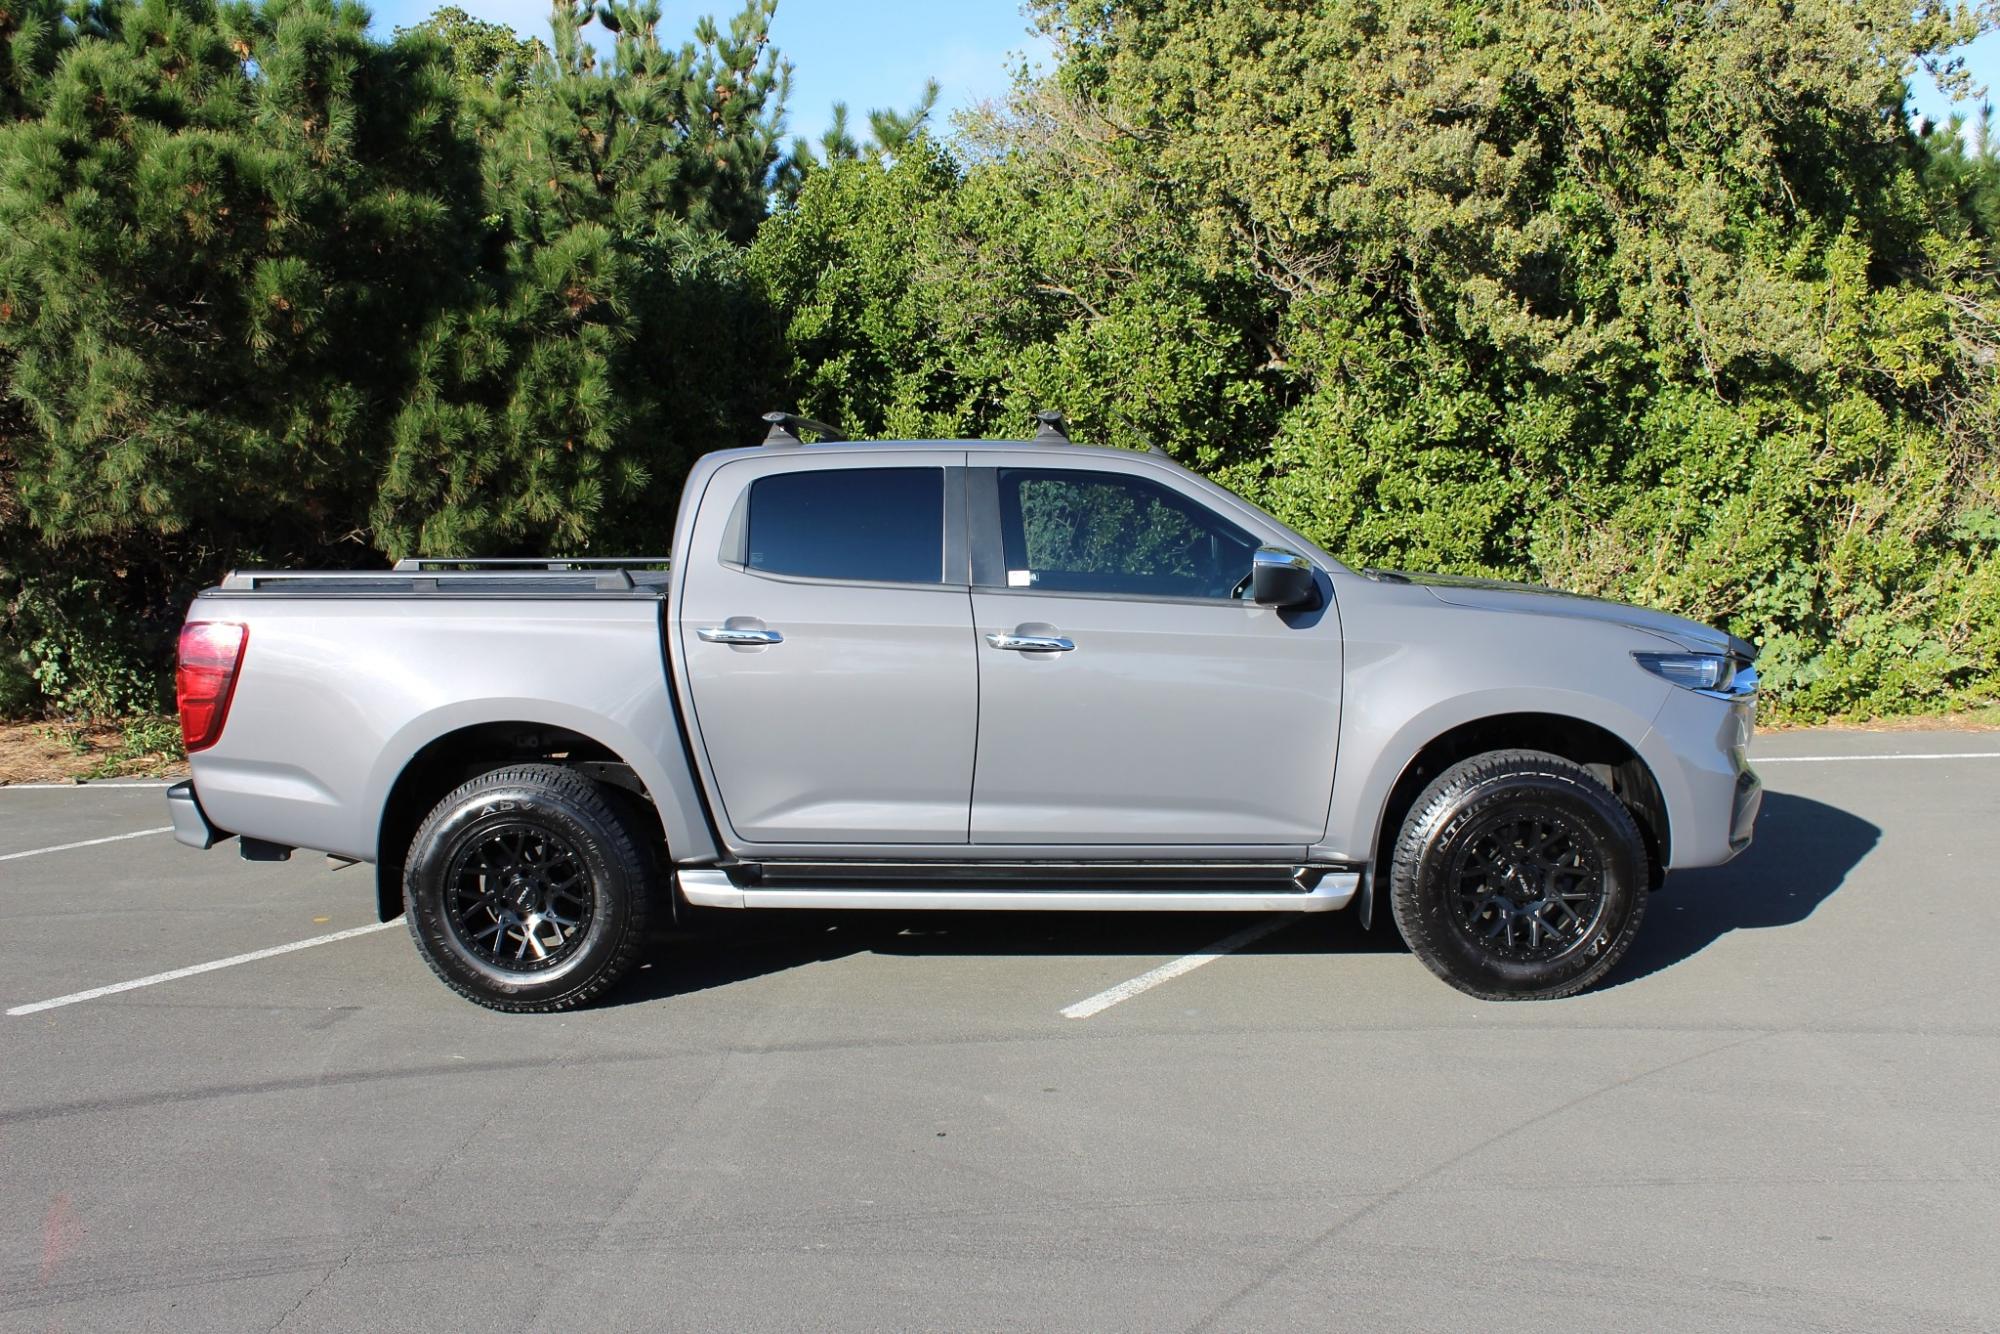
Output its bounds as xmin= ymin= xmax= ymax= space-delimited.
xmin=167 ymin=412 xmax=1761 ymax=1011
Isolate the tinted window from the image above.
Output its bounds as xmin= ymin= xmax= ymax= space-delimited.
xmin=746 ymin=467 xmax=944 ymax=584
xmin=996 ymin=468 xmax=1258 ymax=600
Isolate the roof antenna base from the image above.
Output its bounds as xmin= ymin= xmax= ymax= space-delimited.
xmin=762 ymin=411 xmax=847 ymax=447
xmin=1033 ymin=410 xmax=1070 ymax=444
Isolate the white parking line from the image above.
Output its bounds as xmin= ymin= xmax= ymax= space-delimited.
xmin=1060 ymin=918 xmax=1295 ymax=1020
xmin=6 ymin=920 xmax=403 ymax=1016
xmin=0 ymin=827 xmax=174 ymax=863
xmin=1756 ymin=752 xmax=2000 ymax=763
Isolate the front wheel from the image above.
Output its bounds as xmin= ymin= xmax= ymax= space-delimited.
xmin=404 ymin=764 xmax=653 ymax=1012
xmin=1389 ymin=750 xmax=1648 ymax=1001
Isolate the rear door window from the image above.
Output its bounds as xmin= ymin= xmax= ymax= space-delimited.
xmin=745 ymin=467 xmax=945 ymax=585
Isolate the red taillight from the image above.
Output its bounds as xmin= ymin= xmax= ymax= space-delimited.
xmin=176 ymin=622 xmax=248 ymax=752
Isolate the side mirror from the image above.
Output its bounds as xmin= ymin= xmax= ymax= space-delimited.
xmin=1250 ymin=546 xmax=1317 ymax=609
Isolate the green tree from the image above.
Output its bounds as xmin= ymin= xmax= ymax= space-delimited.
xmin=1922 ymin=109 xmax=2000 ymax=244
xmin=0 ymin=0 xmax=110 ymax=120
xmin=772 ymin=78 xmax=940 ymax=202
xmin=0 ymin=0 xmax=486 ymax=715
xmin=5 ymin=0 xmax=1999 ymax=728
xmin=373 ymin=0 xmax=788 ymax=556
xmin=759 ymin=0 xmax=2000 ymax=720
xmin=395 ymin=5 xmax=548 ymax=95
xmin=0 ymin=0 xmax=480 ymax=554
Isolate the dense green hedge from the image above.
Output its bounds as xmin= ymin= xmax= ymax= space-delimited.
xmin=3 ymin=0 xmax=1998 ymax=723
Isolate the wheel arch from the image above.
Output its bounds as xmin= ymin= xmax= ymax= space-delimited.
xmin=371 ymin=718 xmax=671 ymax=923
xmin=1356 ymin=708 xmax=1670 ymax=930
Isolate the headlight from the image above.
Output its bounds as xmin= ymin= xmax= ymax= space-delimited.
xmin=1634 ymin=651 xmax=1741 ymax=693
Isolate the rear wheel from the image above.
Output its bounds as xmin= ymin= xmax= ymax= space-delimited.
xmin=1389 ymin=750 xmax=1647 ymax=1001
xmin=404 ymin=764 xmax=653 ymax=1012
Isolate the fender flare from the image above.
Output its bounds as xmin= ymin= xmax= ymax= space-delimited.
xmin=1338 ymin=686 xmax=1675 ymax=929
xmin=367 ymin=699 xmax=719 ymax=920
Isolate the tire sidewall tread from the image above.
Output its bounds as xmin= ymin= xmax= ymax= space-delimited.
xmin=403 ymin=763 xmax=653 ymax=1013
xmin=1389 ymin=749 xmax=1648 ymax=1002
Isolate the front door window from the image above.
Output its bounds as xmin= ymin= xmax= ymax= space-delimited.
xmin=996 ymin=468 xmax=1257 ymax=601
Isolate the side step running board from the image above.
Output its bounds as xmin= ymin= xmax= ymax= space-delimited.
xmin=742 ymin=859 xmax=1329 ymax=886
xmin=676 ymin=868 xmax=1361 ymax=914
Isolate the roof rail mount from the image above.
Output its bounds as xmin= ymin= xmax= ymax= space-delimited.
xmin=1034 ymin=410 xmax=1070 ymax=443
xmin=762 ymin=411 xmax=847 ymax=447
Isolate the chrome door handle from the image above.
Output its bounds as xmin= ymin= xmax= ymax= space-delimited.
xmin=985 ymin=632 xmax=1074 ymax=653
xmin=698 ymin=626 xmax=783 ymax=645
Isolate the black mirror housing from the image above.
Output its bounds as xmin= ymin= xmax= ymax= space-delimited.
xmin=1251 ymin=546 xmax=1317 ymax=609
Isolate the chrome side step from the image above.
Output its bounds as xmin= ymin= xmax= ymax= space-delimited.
xmin=744 ymin=859 xmax=1327 ymax=886
xmin=676 ymin=868 xmax=1361 ymax=913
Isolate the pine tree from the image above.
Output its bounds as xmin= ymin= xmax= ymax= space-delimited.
xmin=0 ymin=0 xmax=487 ymax=714
xmin=773 ymin=78 xmax=939 ymax=203
xmin=0 ymin=0 xmax=481 ymax=559
xmin=374 ymin=0 xmax=787 ymax=557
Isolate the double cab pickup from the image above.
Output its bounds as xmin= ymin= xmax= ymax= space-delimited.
xmin=168 ymin=413 xmax=1762 ymax=1010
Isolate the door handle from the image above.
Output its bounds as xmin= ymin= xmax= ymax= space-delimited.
xmin=985 ymin=632 xmax=1074 ymax=653
xmin=698 ymin=626 xmax=784 ymax=645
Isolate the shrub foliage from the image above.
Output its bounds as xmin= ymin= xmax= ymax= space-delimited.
xmin=1 ymin=0 xmax=1996 ymax=722
xmin=752 ymin=0 xmax=2000 ymax=720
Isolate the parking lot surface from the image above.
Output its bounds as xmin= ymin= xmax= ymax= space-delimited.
xmin=2 ymin=731 xmax=1997 ymax=1332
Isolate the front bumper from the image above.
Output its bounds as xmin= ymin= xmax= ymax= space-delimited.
xmin=166 ymin=780 xmax=226 ymax=850
xmin=1646 ymin=670 xmax=1760 ymax=869
xmin=1729 ymin=765 xmax=1763 ymax=853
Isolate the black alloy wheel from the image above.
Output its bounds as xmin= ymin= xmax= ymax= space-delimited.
xmin=444 ymin=824 xmax=595 ymax=971
xmin=1390 ymin=749 xmax=1648 ymax=1001
xmin=404 ymin=764 xmax=654 ymax=1012
xmin=1445 ymin=810 xmax=1610 ymax=963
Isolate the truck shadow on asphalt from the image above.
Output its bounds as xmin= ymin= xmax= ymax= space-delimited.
xmin=606 ymin=906 xmax=1405 ymax=1007
xmin=1599 ymin=790 xmax=1878 ymax=989
xmin=603 ymin=791 xmax=1877 ymax=1006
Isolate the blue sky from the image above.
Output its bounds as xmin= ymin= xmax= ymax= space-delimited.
xmin=364 ymin=0 xmax=1055 ymax=147
xmin=1913 ymin=27 xmax=2000 ymax=134
xmin=362 ymin=0 xmax=1996 ymax=147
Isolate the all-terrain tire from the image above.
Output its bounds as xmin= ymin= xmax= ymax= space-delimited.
xmin=404 ymin=763 xmax=653 ymax=1012
xmin=1389 ymin=749 xmax=1648 ymax=1001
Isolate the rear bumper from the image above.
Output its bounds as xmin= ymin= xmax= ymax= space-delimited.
xmin=166 ymin=780 xmax=227 ymax=850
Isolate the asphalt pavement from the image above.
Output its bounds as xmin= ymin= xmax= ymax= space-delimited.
xmin=1 ymin=731 xmax=1996 ymax=1332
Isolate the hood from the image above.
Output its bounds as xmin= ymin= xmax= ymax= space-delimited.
xmin=1362 ymin=569 xmax=1756 ymax=660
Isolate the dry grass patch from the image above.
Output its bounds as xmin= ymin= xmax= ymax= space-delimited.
xmin=0 ymin=718 xmax=186 ymax=784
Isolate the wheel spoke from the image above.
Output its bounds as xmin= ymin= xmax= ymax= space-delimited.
xmin=443 ymin=820 xmax=597 ymax=973
xmin=1449 ymin=808 xmax=1606 ymax=963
